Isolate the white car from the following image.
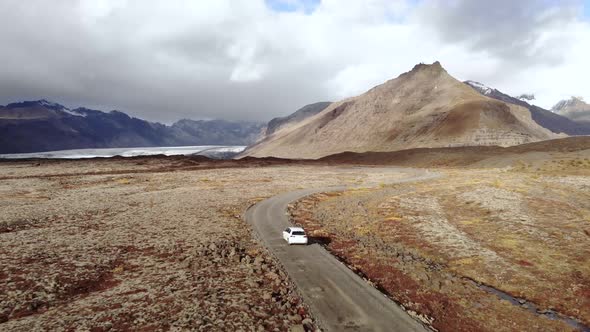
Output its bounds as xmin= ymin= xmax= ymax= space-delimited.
xmin=282 ymin=227 xmax=308 ymax=245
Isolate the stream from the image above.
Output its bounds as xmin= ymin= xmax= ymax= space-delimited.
xmin=467 ymin=279 xmax=590 ymax=332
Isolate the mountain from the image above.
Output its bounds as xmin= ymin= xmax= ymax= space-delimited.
xmin=0 ymin=100 xmax=264 ymax=154
xmin=170 ymin=119 xmax=264 ymax=146
xmin=465 ymin=81 xmax=590 ymax=135
xmin=241 ymin=62 xmax=561 ymax=159
xmin=264 ymin=102 xmax=332 ymax=137
xmin=551 ymin=97 xmax=590 ymax=123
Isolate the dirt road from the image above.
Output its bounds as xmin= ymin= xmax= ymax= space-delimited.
xmin=244 ymin=168 xmax=438 ymax=331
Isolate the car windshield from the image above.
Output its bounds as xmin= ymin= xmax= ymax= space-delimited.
xmin=292 ymin=231 xmax=305 ymax=236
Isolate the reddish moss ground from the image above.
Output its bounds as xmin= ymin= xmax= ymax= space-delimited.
xmin=290 ymin=169 xmax=590 ymax=332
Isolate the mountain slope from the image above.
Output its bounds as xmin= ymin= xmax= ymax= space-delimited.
xmin=465 ymin=81 xmax=590 ymax=135
xmin=242 ymin=62 xmax=561 ymax=159
xmin=552 ymin=97 xmax=590 ymax=123
xmin=171 ymin=119 xmax=264 ymax=145
xmin=264 ymin=102 xmax=332 ymax=137
xmin=0 ymin=100 xmax=263 ymax=154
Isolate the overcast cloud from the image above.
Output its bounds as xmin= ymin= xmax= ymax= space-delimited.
xmin=0 ymin=0 xmax=588 ymax=123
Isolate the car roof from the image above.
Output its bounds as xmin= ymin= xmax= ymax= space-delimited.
xmin=289 ymin=227 xmax=305 ymax=232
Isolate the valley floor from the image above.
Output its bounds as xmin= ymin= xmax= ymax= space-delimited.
xmin=1 ymin=152 xmax=589 ymax=331
xmin=0 ymin=157 xmax=369 ymax=331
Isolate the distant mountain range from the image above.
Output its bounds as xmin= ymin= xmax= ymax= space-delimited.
xmin=242 ymin=62 xmax=564 ymax=159
xmin=551 ymin=97 xmax=590 ymax=123
xmin=3 ymin=67 xmax=590 ymax=157
xmin=464 ymin=81 xmax=590 ymax=135
xmin=0 ymin=100 xmax=264 ymax=154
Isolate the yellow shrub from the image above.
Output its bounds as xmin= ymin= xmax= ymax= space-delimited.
xmin=112 ymin=265 xmax=124 ymax=273
xmin=116 ymin=178 xmax=131 ymax=185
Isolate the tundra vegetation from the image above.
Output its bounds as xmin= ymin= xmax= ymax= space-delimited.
xmin=0 ymin=157 xmax=373 ymax=331
xmin=1 ymin=151 xmax=589 ymax=331
xmin=290 ymin=158 xmax=590 ymax=332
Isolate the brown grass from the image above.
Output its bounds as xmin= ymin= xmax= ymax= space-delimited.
xmin=290 ymin=168 xmax=590 ymax=332
xmin=0 ymin=159 xmax=379 ymax=331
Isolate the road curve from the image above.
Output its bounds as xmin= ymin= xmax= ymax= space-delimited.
xmin=244 ymin=168 xmax=437 ymax=332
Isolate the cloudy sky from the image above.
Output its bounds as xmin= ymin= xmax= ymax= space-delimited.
xmin=0 ymin=0 xmax=588 ymax=123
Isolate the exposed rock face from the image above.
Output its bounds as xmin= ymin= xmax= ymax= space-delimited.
xmin=0 ymin=100 xmax=264 ymax=154
xmin=242 ymin=62 xmax=561 ymax=159
xmin=465 ymin=82 xmax=590 ymax=135
xmin=552 ymin=97 xmax=590 ymax=123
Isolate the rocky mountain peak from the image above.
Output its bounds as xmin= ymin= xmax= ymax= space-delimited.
xmin=242 ymin=62 xmax=559 ymax=159
xmin=552 ymin=96 xmax=587 ymax=112
xmin=408 ymin=61 xmax=446 ymax=76
xmin=37 ymin=99 xmax=66 ymax=109
xmin=551 ymin=96 xmax=590 ymax=123
xmin=5 ymin=99 xmax=68 ymax=111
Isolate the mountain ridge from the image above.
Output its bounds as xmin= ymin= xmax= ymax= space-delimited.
xmin=241 ymin=62 xmax=562 ymax=159
xmin=264 ymin=102 xmax=332 ymax=137
xmin=464 ymin=81 xmax=590 ymax=135
xmin=0 ymin=100 xmax=264 ymax=154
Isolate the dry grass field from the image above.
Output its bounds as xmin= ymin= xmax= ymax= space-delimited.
xmin=1 ymin=146 xmax=589 ymax=332
xmin=0 ymin=157 xmax=377 ymax=331
xmin=290 ymin=158 xmax=590 ymax=332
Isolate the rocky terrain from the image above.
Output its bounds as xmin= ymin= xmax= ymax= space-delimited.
xmin=0 ymin=157 xmax=377 ymax=331
xmin=242 ymin=62 xmax=560 ymax=159
xmin=289 ymin=158 xmax=590 ymax=332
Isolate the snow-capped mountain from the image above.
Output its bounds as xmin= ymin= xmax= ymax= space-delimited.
xmin=551 ymin=97 xmax=590 ymax=123
xmin=464 ymin=81 xmax=590 ymax=135
xmin=552 ymin=97 xmax=582 ymax=111
xmin=39 ymin=99 xmax=89 ymax=117
xmin=0 ymin=100 xmax=264 ymax=154
xmin=464 ymin=80 xmax=493 ymax=95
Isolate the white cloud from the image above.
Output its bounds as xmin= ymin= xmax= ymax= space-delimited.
xmin=0 ymin=0 xmax=587 ymax=122
xmin=506 ymin=20 xmax=590 ymax=109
